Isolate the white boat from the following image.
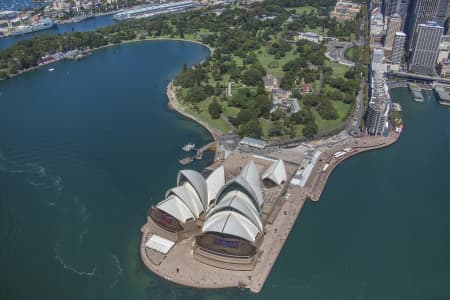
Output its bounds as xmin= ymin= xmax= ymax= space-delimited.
xmin=48 ymin=68 xmax=54 ymax=72
xmin=9 ymin=17 xmax=55 ymax=36
xmin=113 ymin=1 xmax=195 ymax=21
xmin=182 ymin=143 xmax=195 ymax=152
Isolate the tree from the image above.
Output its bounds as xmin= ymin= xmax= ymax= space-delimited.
xmin=242 ymin=67 xmax=264 ymax=86
xmin=290 ymin=109 xmax=314 ymax=125
xmin=208 ymin=101 xmax=222 ymax=119
xmin=303 ymin=120 xmax=318 ymax=138
xmin=204 ymin=84 xmax=215 ymax=96
xmin=271 ymin=109 xmax=283 ymax=121
xmin=186 ymin=86 xmax=206 ymax=103
xmin=238 ymin=118 xmax=262 ymax=138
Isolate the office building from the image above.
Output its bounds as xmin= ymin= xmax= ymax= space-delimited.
xmin=407 ymin=0 xmax=449 ymax=50
xmin=391 ymin=32 xmax=407 ymax=65
xmin=385 ymin=14 xmax=403 ymax=50
xmin=409 ymin=21 xmax=443 ymax=74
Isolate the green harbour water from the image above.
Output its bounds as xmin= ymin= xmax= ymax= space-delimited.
xmin=0 ymin=41 xmax=449 ymax=300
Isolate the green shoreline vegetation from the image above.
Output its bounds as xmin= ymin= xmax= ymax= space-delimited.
xmin=0 ymin=0 xmax=367 ymax=141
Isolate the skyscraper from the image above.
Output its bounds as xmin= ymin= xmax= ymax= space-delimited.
xmin=406 ymin=0 xmax=449 ymax=50
xmin=367 ymin=48 xmax=390 ymax=136
xmin=385 ymin=0 xmax=401 ymax=16
xmin=391 ymin=32 xmax=407 ymax=65
xmin=385 ymin=14 xmax=403 ymax=50
xmin=398 ymin=0 xmax=411 ymax=20
xmin=409 ymin=21 xmax=443 ymax=74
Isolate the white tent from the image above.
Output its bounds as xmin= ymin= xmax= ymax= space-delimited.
xmin=145 ymin=234 xmax=175 ymax=254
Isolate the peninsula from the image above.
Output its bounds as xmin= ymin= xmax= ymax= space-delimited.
xmin=1 ymin=0 xmax=404 ymax=293
xmin=139 ymin=0 xmax=404 ymax=293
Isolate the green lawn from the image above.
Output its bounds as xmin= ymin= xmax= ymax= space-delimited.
xmin=222 ymin=101 xmax=240 ymax=118
xmin=312 ymin=101 xmax=352 ymax=131
xmin=325 ymin=59 xmax=350 ymax=78
xmin=259 ymin=118 xmax=271 ymax=139
xmin=257 ymin=47 xmax=299 ymax=78
xmin=231 ymin=55 xmax=244 ymax=68
xmin=183 ymin=99 xmax=232 ymax=133
xmin=304 ymin=25 xmax=326 ymax=35
xmin=344 ymin=47 xmax=354 ymax=61
xmin=291 ymin=6 xmax=318 ymax=15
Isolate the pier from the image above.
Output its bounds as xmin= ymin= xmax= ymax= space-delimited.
xmin=178 ymin=141 xmax=216 ymax=165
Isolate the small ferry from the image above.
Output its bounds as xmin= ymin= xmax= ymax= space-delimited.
xmin=182 ymin=143 xmax=195 ymax=152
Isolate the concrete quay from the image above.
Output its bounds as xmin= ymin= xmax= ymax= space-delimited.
xmin=308 ymin=132 xmax=400 ymax=201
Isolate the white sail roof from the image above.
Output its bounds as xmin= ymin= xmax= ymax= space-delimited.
xmin=239 ymin=160 xmax=264 ymax=207
xmin=208 ymin=190 xmax=263 ymax=231
xmin=262 ymin=159 xmax=287 ymax=185
xmin=240 ymin=160 xmax=260 ymax=189
xmin=156 ymin=195 xmax=195 ymax=223
xmin=206 ymin=165 xmax=225 ymax=208
xmin=165 ymin=184 xmax=204 ymax=218
xmin=177 ymin=170 xmax=208 ymax=209
xmin=202 ymin=210 xmax=261 ymax=242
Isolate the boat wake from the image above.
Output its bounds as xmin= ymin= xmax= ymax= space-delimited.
xmin=109 ymin=254 xmax=124 ymax=289
xmin=54 ymin=242 xmax=96 ymax=277
xmin=0 ymin=150 xmax=64 ymax=195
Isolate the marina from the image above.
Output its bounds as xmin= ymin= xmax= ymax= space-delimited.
xmin=178 ymin=141 xmax=215 ymax=165
xmin=408 ymin=82 xmax=424 ymax=102
xmin=434 ymin=86 xmax=450 ymax=106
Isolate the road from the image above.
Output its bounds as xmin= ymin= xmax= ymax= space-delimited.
xmin=348 ymin=16 xmax=366 ymax=135
xmin=325 ymin=41 xmax=355 ymax=67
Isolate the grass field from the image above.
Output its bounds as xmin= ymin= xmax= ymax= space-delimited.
xmin=325 ymin=59 xmax=350 ymax=78
xmin=260 ymin=118 xmax=271 ymax=139
xmin=344 ymin=47 xmax=354 ymax=61
xmin=291 ymin=6 xmax=318 ymax=15
xmin=312 ymin=101 xmax=351 ymax=131
xmin=221 ymin=101 xmax=240 ymax=118
xmin=257 ymin=47 xmax=299 ymax=78
xmin=183 ymin=99 xmax=232 ymax=133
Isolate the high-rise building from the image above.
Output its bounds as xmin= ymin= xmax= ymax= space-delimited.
xmin=435 ymin=0 xmax=449 ymax=25
xmin=385 ymin=14 xmax=403 ymax=50
xmin=398 ymin=0 xmax=411 ymax=20
xmin=409 ymin=21 xmax=443 ymax=74
xmin=391 ymin=32 xmax=407 ymax=64
xmin=406 ymin=0 xmax=449 ymax=50
xmin=385 ymin=0 xmax=401 ymax=16
xmin=366 ymin=94 xmax=390 ymax=135
xmin=367 ymin=48 xmax=390 ymax=136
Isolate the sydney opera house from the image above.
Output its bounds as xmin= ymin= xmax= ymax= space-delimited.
xmin=144 ymin=155 xmax=291 ymax=271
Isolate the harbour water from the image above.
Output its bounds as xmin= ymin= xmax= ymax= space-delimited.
xmin=0 ymin=15 xmax=115 ymax=51
xmin=0 ymin=41 xmax=449 ymax=299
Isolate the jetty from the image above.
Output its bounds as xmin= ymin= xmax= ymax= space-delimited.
xmin=178 ymin=141 xmax=216 ymax=165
